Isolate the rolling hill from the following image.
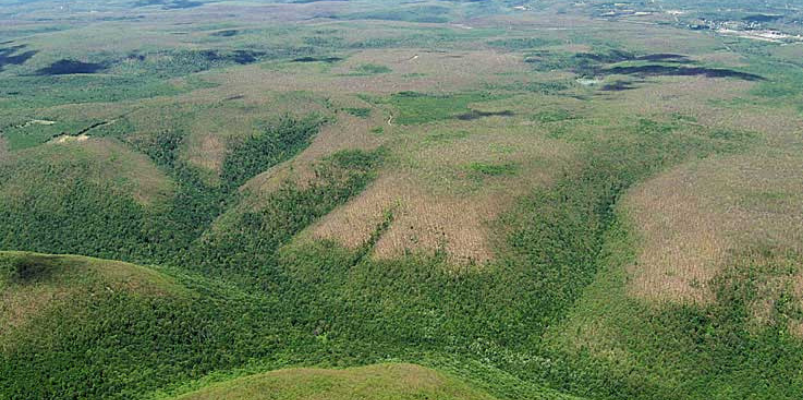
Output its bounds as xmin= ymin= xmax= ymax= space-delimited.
xmin=171 ymin=364 xmax=501 ymax=400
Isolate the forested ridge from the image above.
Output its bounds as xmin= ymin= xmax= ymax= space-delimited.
xmin=2 ymin=113 xmax=800 ymax=400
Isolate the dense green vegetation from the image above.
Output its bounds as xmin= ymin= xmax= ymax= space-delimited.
xmin=468 ymin=162 xmax=518 ymax=178
xmin=0 ymin=147 xmax=387 ymax=399
xmin=342 ymin=107 xmax=372 ymax=118
xmin=0 ymin=115 xmax=328 ymax=264
xmin=488 ymin=37 xmax=558 ymax=50
xmin=536 ymin=221 xmax=803 ymax=400
xmin=5 ymin=112 xmax=785 ymax=400
xmin=188 ymin=148 xmax=384 ymax=285
xmin=338 ymin=5 xmax=453 ymax=24
xmin=221 ymin=115 xmax=324 ymax=191
xmin=368 ymin=92 xmax=508 ymax=125
xmin=0 ymin=75 xmax=202 ymax=109
xmin=350 ymin=63 xmax=392 ymax=75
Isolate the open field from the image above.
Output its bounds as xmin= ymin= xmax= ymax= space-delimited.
xmin=2 ymin=0 xmax=803 ymax=399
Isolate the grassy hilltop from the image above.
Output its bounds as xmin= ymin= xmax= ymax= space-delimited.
xmin=171 ymin=364 xmax=500 ymax=400
xmin=1 ymin=0 xmax=803 ymax=399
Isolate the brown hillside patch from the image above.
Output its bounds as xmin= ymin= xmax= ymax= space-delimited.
xmin=210 ymin=103 xmax=390 ymax=235
xmin=310 ymin=173 xmax=500 ymax=265
xmin=692 ymin=105 xmax=803 ymax=148
xmin=299 ymin=111 xmax=385 ymax=162
xmin=373 ymin=189 xmax=500 ymax=266
xmin=612 ymin=76 xmax=753 ymax=114
xmin=300 ymin=110 xmax=572 ymax=267
xmin=624 ymin=153 xmax=803 ymax=304
xmin=208 ymin=48 xmax=527 ymax=96
xmin=186 ymin=133 xmax=226 ymax=173
xmin=80 ymin=138 xmax=175 ymax=205
xmin=307 ymin=163 xmax=556 ymax=267
xmin=0 ymin=285 xmax=73 ymax=337
xmin=243 ymin=162 xmax=318 ymax=200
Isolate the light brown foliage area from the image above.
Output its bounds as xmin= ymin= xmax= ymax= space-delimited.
xmin=624 ymin=153 xmax=803 ymax=304
xmin=611 ymin=75 xmax=753 ymax=114
xmin=186 ymin=133 xmax=226 ymax=173
xmin=310 ymin=173 xmax=499 ymax=265
xmin=694 ymin=106 xmax=803 ymax=148
xmin=79 ymin=139 xmax=175 ymax=205
xmin=306 ymin=118 xmax=569 ymax=266
xmin=183 ymin=106 xmax=260 ymax=175
xmin=293 ymin=101 xmax=574 ymax=266
xmin=0 ymin=286 xmax=72 ymax=338
xmin=299 ymin=110 xmax=386 ymax=165
xmin=207 ymin=48 xmax=527 ymax=96
xmin=604 ymin=72 xmax=803 ymax=149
